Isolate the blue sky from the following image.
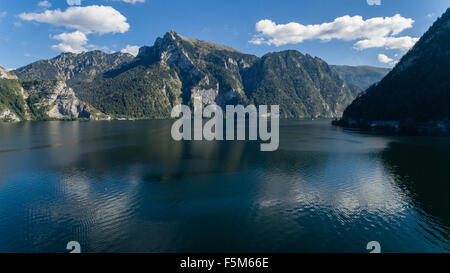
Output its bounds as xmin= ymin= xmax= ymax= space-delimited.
xmin=0 ymin=0 xmax=449 ymax=69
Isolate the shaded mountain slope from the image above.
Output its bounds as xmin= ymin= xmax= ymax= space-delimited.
xmin=337 ymin=8 xmax=450 ymax=131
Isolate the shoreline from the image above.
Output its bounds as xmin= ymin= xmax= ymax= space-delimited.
xmin=332 ymin=118 xmax=450 ymax=136
xmin=0 ymin=117 xmax=336 ymax=123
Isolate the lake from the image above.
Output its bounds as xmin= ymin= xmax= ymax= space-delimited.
xmin=0 ymin=120 xmax=448 ymax=252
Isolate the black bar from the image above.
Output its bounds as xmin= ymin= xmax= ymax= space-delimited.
xmin=0 ymin=253 xmax=446 ymax=272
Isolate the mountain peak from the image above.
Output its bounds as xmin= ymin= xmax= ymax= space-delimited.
xmin=165 ymin=30 xmax=179 ymax=41
xmin=136 ymin=31 xmax=244 ymax=62
xmin=0 ymin=65 xmax=17 ymax=80
xmin=392 ymin=7 xmax=450 ymax=75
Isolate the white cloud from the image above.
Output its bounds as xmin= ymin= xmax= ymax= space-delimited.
xmin=0 ymin=11 xmax=7 ymax=19
xmin=426 ymin=13 xmax=438 ymax=20
xmin=19 ymin=5 xmax=130 ymax=34
xmin=38 ymin=1 xmax=52 ymax=8
xmin=367 ymin=0 xmax=381 ymax=6
xmin=67 ymin=0 xmax=81 ymax=5
xmin=377 ymin=54 xmax=397 ymax=66
xmin=121 ymin=0 xmax=145 ymax=3
xmin=250 ymin=14 xmax=418 ymax=51
xmin=51 ymin=31 xmax=88 ymax=53
xmin=354 ymin=36 xmax=419 ymax=51
xmin=121 ymin=45 xmax=140 ymax=56
xmin=87 ymin=44 xmax=112 ymax=53
xmin=20 ymin=5 xmax=130 ymax=54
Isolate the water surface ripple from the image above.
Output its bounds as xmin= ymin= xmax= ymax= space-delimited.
xmin=0 ymin=120 xmax=448 ymax=252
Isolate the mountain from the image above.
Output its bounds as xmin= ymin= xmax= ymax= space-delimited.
xmin=0 ymin=65 xmax=17 ymax=80
xmin=1 ymin=62 xmax=109 ymax=121
xmin=4 ymin=51 xmax=133 ymax=121
xmin=71 ymin=31 xmax=361 ymax=119
xmin=69 ymin=31 xmax=260 ymax=118
xmin=339 ymin=8 xmax=450 ymax=131
xmin=14 ymin=50 xmax=134 ymax=81
xmin=331 ymin=65 xmax=391 ymax=90
xmin=8 ymin=31 xmax=363 ymax=121
xmin=336 ymin=8 xmax=450 ymax=132
xmin=22 ymin=80 xmax=108 ymax=120
xmin=0 ymin=65 xmax=29 ymax=122
xmin=243 ymin=51 xmax=361 ymax=118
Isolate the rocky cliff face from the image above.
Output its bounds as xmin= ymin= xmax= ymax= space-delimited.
xmin=0 ymin=65 xmax=17 ymax=80
xmin=6 ymin=51 xmax=132 ymax=121
xmin=0 ymin=66 xmax=30 ymax=122
xmin=22 ymin=80 xmax=108 ymax=120
xmin=1 ymin=66 xmax=108 ymax=122
xmin=0 ymin=105 xmax=21 ymax=122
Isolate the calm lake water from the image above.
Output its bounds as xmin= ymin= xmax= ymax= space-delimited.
xmin=0 ymin=120 xmax=448 ymax=253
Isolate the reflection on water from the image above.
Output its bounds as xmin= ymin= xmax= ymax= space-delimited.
xmin=0 ymin=120 xmax=448 ymax=252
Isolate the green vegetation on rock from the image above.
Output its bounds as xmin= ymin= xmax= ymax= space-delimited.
xmin=243 ymin=51 xmax=361 ymax=118
xmin=0 ymin=79 xmax=28 ymax=121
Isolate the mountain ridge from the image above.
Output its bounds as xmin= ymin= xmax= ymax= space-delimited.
xmin=14 ymin=50 xmax=134 ymax=82
xmin=331 ymin=65 xmax=391 ymax=90
xmin=3 ymin=31 xmax=365 ymax=121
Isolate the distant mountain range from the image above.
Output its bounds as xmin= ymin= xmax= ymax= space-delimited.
xmin=336 ymin=7 xmax=450 ymax=132
xmin=331 ymin=65 xmax=390 ymax=90
xmin=2 ymin=31 xmax=390 ymax=122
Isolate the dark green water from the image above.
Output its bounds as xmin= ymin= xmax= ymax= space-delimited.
xmin=0 ymin=120 xmax=448 ymax=253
